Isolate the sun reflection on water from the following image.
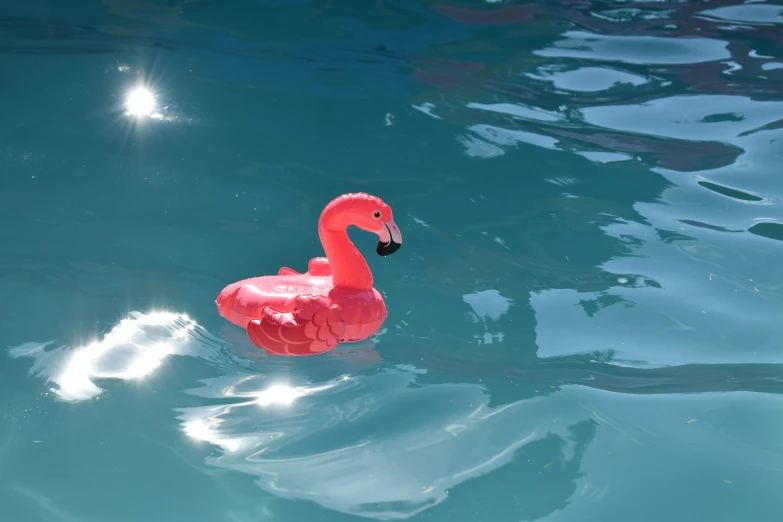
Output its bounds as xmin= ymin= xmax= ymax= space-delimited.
xmin=125 ymin=86 xmax=157 ymax=118
xmin=8 ymin=311 xmax=214 ymax=401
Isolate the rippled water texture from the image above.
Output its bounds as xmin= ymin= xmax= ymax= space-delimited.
xmin=2 ymin=1 xmax=783 ymax=521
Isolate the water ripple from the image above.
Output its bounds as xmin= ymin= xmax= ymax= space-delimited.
xmin=534 ymin=31 xmax=731 ymax=65
xmin=176 ymin=365 xmax=588 ymax=520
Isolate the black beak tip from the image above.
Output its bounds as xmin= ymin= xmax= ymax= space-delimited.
xmin=377 ymin=240 xmax=401 ymax=257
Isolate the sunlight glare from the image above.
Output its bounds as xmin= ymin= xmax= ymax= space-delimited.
xmin=125 ymin=87 xmax=156 ymax=117
xmin=32 ymin=311 xmax=196 ymax=401
xmin=256 ymin=384 xmax=307 ymax=407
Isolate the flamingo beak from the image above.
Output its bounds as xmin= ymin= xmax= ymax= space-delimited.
xmin=377 ymin=219 xmax=402 ymax=256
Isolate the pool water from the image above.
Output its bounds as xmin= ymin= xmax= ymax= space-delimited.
xmin=2 ymin=1 xmax=783 ymax=521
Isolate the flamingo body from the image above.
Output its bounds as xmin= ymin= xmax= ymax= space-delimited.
xmin=215 ymin=193 xmax=401 ymax=356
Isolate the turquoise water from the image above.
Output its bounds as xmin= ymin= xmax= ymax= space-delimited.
xmin=2 ymin=1 xmax=783 ymax=520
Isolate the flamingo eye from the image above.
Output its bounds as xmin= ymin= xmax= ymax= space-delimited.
xmin=372 ymin=210 xmax=382 ymax=220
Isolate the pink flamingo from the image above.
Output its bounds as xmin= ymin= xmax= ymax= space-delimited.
xmin=215 ymin=193 xmax=402 ymax=356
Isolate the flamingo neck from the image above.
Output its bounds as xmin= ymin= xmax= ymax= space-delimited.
xmin=319 ymin=225 xmax=373 ymax=291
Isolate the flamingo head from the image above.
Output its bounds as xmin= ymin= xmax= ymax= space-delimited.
xmin=320 ymin=193 xmax=403 ymax=256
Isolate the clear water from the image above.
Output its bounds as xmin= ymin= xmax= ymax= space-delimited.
xmin=2 ymin=1 xmax=783 ymax=521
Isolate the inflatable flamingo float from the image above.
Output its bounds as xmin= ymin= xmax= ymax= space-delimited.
xmin=216 ymin=193 xmax=402 ymax=356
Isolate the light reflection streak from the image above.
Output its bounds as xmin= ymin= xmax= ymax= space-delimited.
xmin=8 ymin=311 xmax=216 ymax=401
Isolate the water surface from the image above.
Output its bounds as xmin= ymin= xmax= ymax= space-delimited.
xmin=1 ymin=1 xmax=783 ymax=521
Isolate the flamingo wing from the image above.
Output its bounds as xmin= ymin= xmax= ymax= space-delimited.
xmin=246 ymin=294 xmax=345 ymax=356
